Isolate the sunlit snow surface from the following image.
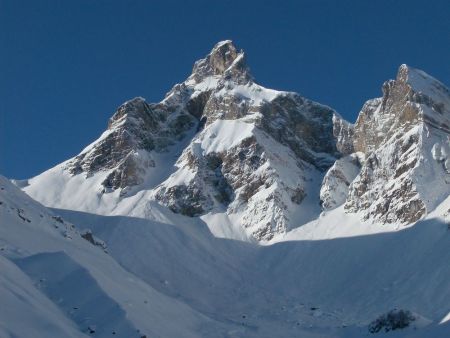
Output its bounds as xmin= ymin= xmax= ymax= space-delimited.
xmin=0 ymin=176 xmax=228 ymax=338
xmin=2 ymin=175 xmax=450 ymax=337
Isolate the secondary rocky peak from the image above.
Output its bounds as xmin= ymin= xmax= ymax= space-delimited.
xmin=191 ymin=40 xmax=252 ymax=83
xmin=404 ymin=65 xmax=450 ymax=112
xmin=354 ymin=65 xmax=450 ymax=154
xmin=386 ymin=64 xmax=450 ymax=112
xmin=343 ymin=65 xmax=450 ymax=225
xmin=397 ymin=63 xmax=442 ymax=90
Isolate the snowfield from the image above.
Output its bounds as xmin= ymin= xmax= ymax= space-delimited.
xmin=0 ymin=176 xmax=230 ymax=338
xmin=2 ymin=175 xmax=450 ymax=337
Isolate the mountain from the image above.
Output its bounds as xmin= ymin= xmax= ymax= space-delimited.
xmin=22 ymin=42 xmax=450 ymax=242
xmin=3 ymin=41 xmax=450 ymax=337
xmin=344 ymin=64 xmax=450 ymax=224
xmin=22 ymin=40 xmax=346 ymax=241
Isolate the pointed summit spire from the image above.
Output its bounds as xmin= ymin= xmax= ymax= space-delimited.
xmin=395 ymin=64 xmax=424 ymax=87
xmin=394 ymin=64 xmax=450 ymax=112
xmin=191 ymin=40 xmax=252 ymax=84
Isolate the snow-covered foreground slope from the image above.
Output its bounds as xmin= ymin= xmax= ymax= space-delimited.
xmin=3 ymin=177 xmax=450 ymax=337
xmin=54 ymin=203 xmax=450 ymax=337
xmin=0 ymin=255 xmax=87 ymax=338
xmin=0 ymin=176 xmax=232 ymax=337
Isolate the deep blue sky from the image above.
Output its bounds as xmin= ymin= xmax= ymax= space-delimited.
xmin=1 ymin=0 xmax=449 ymax=179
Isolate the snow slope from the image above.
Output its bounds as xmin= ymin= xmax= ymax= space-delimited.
xmin=3 ymin=170 xmax=450 ymax=337
xmin=0 ymin=175 xmax=231 ymax=337
xmin=0 ymin=255 xmax=88 ymax=338
xmin=54 ymin=202 xmax=450 ymax=338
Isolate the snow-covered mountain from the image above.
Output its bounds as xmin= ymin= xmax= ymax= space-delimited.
xmin=22 ymin=40 xmax=347 ymax=241
xmin=22 ymin=41 xmax=450 ymax=242
xmin=2 ymin=40 xmax=450 ymax=337
xmin=344 ymin=64 xmax=450 ymax=224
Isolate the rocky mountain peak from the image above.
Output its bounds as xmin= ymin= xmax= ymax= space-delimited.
xmin=354 ymin=65 xmax=450 ymax=154
xmin=342 ymin=65 xmax=450 ymax=225
xmin=191 ymin=40 xmax=252 ymax=84
xmin=397 ymin=64 xmax=448 ymax=94
xmin=32 ymin=40 xmax=350 ymax=241
xmin=383 ymin=64 xmax=450 ymax=114
xmin=65 ymin=41 xmax=259 ymax=192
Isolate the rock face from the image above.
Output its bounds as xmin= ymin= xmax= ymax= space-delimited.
xmin=332 ymin=114 xmax=355 ymax=155
xmin=343 ymin=65 xmax=450 ymax=224
xmin=67 ymin=97 xmax=197 ymax=194
xmin=22 ymin=41 xmax=450 ymax=241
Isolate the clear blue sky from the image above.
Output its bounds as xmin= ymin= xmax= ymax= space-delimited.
xmin=1 ymin=0 xmax=449 ymax=179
